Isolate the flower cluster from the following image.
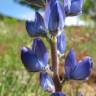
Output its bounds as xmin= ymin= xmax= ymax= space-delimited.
xmin=20 ymin=0 xmax=93 ymax=96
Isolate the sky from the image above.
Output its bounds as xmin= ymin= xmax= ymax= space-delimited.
xmin=0 ymin=0 xmax=85 ymax=26
xmin=0 ymin=0 xmax=36 ymax=20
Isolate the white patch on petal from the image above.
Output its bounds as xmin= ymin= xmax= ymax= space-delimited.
xmin=44 ymin=78 xmax=55 ymax=92
xmin=22 ymin=47 xmax=28 ymax=52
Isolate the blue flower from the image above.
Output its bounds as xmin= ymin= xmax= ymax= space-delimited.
xmin=21 ymin=38 xmax=48 ymax=72
xmin=51 ymin=92 xmax=65 ymax=96
xmin=26 ymin=12 xmax=46 ymax=37
xmin=70 ymin=0 xmax=83 ymax=15
xmin=64 ymin=0 xmax=71 ymax=12
xmin=64 ymin=0 xmax=83 ymax=16
xmin=40 ymin=72 xmax=55 ymax=92
xmin=57 ymin=31 xmax=66 ymax=54
xmin=64 ymin=48 xmax=93 ymax=80
xmin=32 ymin=38 xmax=48 ymax=65
xmin=26 ymin=0 xmax=66 ymax=36
xmin=21 ymin=34 xmax=66 ymax=72
xmin=44 ymin=0 xmax=65 ymax=35
xmin=64 ymin=48 xmax=77 ymax=78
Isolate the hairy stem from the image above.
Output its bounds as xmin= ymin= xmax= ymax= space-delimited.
xmin=50 ymin=37 xmax=62 ymax=92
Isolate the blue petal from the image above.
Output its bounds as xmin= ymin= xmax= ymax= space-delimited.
xmin=48 ymin=0 xmax=59 ymax=32
xmin=65 ymin=49 xmax=93 ymax=80
xmin=64 ymin=0 xmax=71 ymax=12
xmin=65 ymin=48 xmax=77 ymax=78
xmin=40 ymin=72 xmax=55 ymax=92
xmin=51 ymin=92 xmax=65 ymax=96
xmin=45 ymin=0 xmax=65 ymax=34
xmin=21 ymin=38 xmax=48 ymax=72
xmin=57 ymin=1 xmax=65 ymax=30
xmin=57 ymin=32 xmax=66 ymax=54
xmin=65 ymin=0 xmax=83 ymax=16
xmin=35 ymin=12 xmax=45 ymax=29
xmin=72 ymin=56 xmax=93 ymax=80
xmin=32 ymin=38 xmax=48 ymax=66
xmin=26 ymin=12 xmax=46 ymax=37
xmin=70 ymin=0 xmax=83 ymax=15
xmin=21 ymin=46 xmax=48 ymax=72
xmin=44 ymin=0 xmax=50 ymax=29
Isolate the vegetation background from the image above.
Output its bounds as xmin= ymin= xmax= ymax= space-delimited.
xmin=0 ymin=0 xmax=96 ymax=96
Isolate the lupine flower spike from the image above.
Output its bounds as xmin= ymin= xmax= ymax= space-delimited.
xmin=20 ymin=0 xmax=93 ymax=96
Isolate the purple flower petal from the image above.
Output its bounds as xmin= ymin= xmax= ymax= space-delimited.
xmin=21 ymin=39 xmax=48 ymax=72
xmin=65 ymin=49 xmax=93 ymax=80
xmin=26 ymin=12 xmax=46 ymax=37
xmin=32 ymin=38 xmax=48 ymax=66
xmin=57 ymin=31 xmax=66 ymax=54
xmin=70 ymin=0 xmax=83 ymax=15
xmin=44 ymin=0 xmax=65 ymax=35
xmin=72 ymin=56 xmax=93 ymax=80
xmin=40 ymin=72 xmax=55 ymax=92
xmin=65 ymin=0 xmax=83 ymax=16
xmin=65 ymin=48 xmax=77 ymax=78
xmin=51 ymin=92 xmax=65 ymax=96
xmin=64 ymin=0 xmax=71 ymax=12
xmin=64 ymin=0 xmax=71 ymax=7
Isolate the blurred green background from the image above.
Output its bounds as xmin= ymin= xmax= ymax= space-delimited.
xmin=0 ymin=0 xmax=96 ymax=96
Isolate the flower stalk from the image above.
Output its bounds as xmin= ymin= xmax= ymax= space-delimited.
xmin=20 ymin=0 xmax=93 ymax=95
xmin=50 ymin=36 xmax=62 ymax=92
